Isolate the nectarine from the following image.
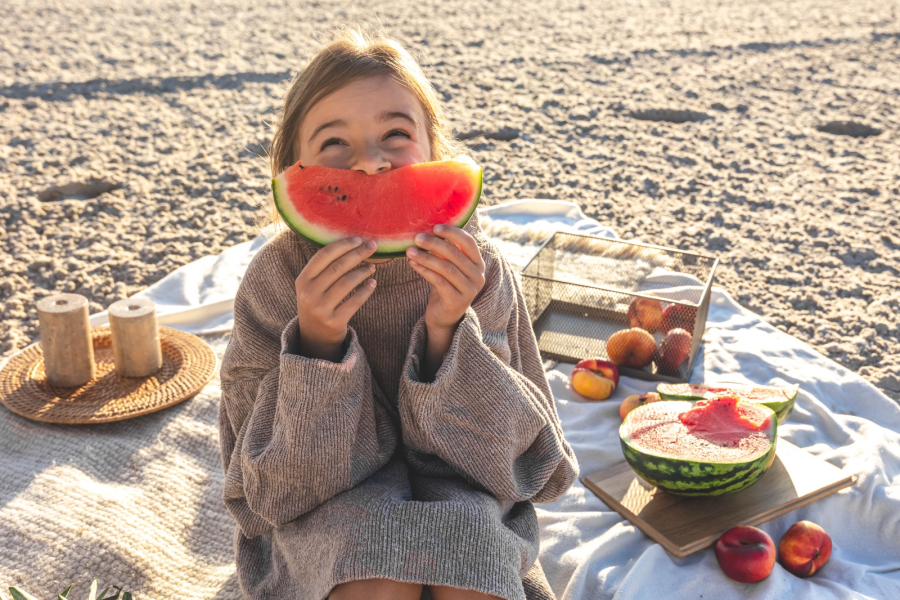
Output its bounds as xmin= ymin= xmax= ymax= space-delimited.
xmin=715 ymin=525 xmax=776 ymax=584
xmin=655 ymin=328 xmax=693 ymax=375
xmin=661 ymin=303 xmax=697 ymax=333
xmin=778 ymin=520 xmax=832 ymax=577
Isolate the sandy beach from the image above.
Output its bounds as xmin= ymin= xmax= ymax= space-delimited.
xmin=1 ymin=0 xmax=898 ymax=400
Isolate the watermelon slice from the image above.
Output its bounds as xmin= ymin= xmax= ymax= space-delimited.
xmin=656 ymin=382 xmax=799 ymax=424
xmin=272 ymin=156 xmax=483 ymax=256
xmin=620 ymin=397 xmax=777 ymax=496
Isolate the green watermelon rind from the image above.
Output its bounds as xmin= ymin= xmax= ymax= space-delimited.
xmin=619 ymin=400 xmax=778 ymax=497
xmin=656 ymin=382 xmax=799 ymax=424
xmin=272 ymin=160 xmax=483 ymax=258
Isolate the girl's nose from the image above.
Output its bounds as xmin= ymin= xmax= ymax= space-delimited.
xmin=352 ymin=144 xmax=391 ymax=175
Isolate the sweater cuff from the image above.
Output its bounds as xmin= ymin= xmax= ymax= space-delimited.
xmin=279 ymin=316 xmax=361 ymax=391
xmin=403 ymin=307 xmax=482 ymax=393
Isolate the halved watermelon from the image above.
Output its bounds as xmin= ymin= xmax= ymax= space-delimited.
xmin=656 ymin=382 xmax=799 ymax=424
xmin=272 ymin=156 xmax=483 ymax=256
xmin=620 ymin=397 xmax=777 ymax=496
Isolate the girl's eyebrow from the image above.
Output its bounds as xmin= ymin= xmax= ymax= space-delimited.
xmin=308 ymin=119 xmax=346 ymax=144
xmin=307 ymin=112 xmax=417 ymax=145
xmin=378 ymin=110 xmax=417 ymax=126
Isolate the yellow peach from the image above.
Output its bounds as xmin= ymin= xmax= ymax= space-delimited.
xmin=573 ymin=358 xmax=620 ymax=388
xmin=606 ymin=328 xmax=657 ymax=368
xmin=571 ymin=367 xmax=616 ymax=401
xmin=627 ymin=297 xmax=664 ymax=333
xmin=619 ymin=392 xmax=662 ymax=420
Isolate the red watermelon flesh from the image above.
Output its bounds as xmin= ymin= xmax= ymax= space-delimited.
xmin=272 ymin=156 xmax=483 ymax=256
xmin=678 ymin=396 xmax=772 ymax=448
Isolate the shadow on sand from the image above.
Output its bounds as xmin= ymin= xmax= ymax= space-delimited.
xmin=0 ymin=70 xmax=293 ymax=102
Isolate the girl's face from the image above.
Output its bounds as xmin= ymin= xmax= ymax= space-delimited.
xmin=298 ymin=75 xmax=433 ymax=263
xmin=298 ymin=75 xmax=432 ymax=173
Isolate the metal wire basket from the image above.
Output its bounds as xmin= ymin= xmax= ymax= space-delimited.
xmin=521 ymin=232 xmax=718 ymax=383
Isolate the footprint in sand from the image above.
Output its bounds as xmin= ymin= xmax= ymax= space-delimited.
xmin=631 ymin=109 xmax=711 ymax=124
xmin=815 ymin=121 xmax=882 ymax=138
xmin=38 ymin=179 xmax=121 ymax=202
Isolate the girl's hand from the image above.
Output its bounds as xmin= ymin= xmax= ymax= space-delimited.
xmin=406 ymin=224 xmax=486 ymax=336
xmin=295 ymin=237 xmax=379 ymax=362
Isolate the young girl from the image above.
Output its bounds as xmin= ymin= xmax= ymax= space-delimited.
xmin=218 ymin=27 xmax=578 ymax=600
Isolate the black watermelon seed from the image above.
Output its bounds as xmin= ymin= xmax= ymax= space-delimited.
xmin=342 ymin=194 xmax=347 ymax=200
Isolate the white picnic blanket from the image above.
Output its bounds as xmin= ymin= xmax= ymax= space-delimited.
xmin=1 ymin=200 xmax=898 ymax=600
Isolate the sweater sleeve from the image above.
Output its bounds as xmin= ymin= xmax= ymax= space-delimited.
xmin=397 ymin=247 xmax=579 ymax=504
xmin=218 ymin=238 xmax=397 ymax=538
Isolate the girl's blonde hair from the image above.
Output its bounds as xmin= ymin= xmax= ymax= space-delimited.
xmin=261 ymin=26 xmax=464 ymax=234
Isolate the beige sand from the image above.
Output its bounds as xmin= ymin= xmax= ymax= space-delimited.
xmin=1 ymin=0 xmax=897 ymax=400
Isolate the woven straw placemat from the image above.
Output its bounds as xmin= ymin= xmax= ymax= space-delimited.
xmin=0 ymin=326 xmax=217 ymax=424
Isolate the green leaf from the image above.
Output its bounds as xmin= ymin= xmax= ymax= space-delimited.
xmin=121 ymin=594 xmax=132 ymax=600
xmin=60 ymin=584 xmax=74 ymax=599
xmin=9 ymin=588 xmax=41 ymax=600
xmin=95 ymin=586 xmax=113 ymax=600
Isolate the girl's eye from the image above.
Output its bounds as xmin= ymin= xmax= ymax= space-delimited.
xmin=384 ymin=129 xmax=411 ymax=140
xmin=320 ymin=138 xmax=345 ymax=150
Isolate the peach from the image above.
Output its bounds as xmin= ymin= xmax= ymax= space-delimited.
xmin=655 ymin=328 xmax=693 ymax=375
xmin=619 ymin=392 xmax=662 ymax=420
xmin=661 ymin=303 xmax=698 ymax=333
xmin=778 ymin=520 xmax=832 ymax=578
xmin=627 ymin=297 xmax=664 ymax=332
xmin=574 ymin=358 xmax=620 ymax=387
xmin=571 ymin=368 xmax=616 ymax=401
xmin=715 ymin=525 xmax=776 ymax=584
xmin=571 ymin=359 xmax=618 ymax=401
xmin=606 ymin=328 xmax=656 ymax=368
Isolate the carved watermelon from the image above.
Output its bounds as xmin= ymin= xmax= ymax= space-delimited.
xmin=272 ymin=156 xmax=483 ymax=257
xmin=620 ymin=396 xmax=777 ymax=496
xmin=657 ymin=382 xmax=799 ymax=424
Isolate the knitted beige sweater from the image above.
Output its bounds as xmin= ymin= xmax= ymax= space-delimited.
xmin=218 ymin=216 xmax=579 ymax=600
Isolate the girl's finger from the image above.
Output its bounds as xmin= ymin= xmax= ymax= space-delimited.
xmin=409 ymin=259 xmax=464 ymax=298
xmin=303 ymin=237 xmax=362 ymax=278
xmin=315 ymin=240 xmax=379 ymax=290
xmin=304 ymin=237 xmax=377 ymax=282
xmin=414 ymin=234 xmax=482 ymax=280
xmin=432 ymin=224 xmax=484 ymax=267
xmin=332 ymin=277 xmax=378 ymax=323
xmin=324 ymin=263 xmax=378 ymax=308
xmin=407 ymin=247 xmax=470 ymax=294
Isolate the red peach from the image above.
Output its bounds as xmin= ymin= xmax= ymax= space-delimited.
xmin=607 ymin=328 xmax=657 ymax=368
xmin=619 ymin=392 xmax=662 ymax=420
xmin=778 ymin=520 xmax=832 ymax=578
xmin=627 ymin=297 xmax=664 ymax=332
xmin=655 ymin=328 xmax=693 ymax=375
xmin=715 ymin=525 xmax=776 ymax=584
xmin=661 ymin=303 xmax=698 ymax=333
xmin=574 ymin=358 xmax=620 ymax=388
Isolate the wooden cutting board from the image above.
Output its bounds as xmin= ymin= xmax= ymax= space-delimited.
xmin=582 ymin=439 xmax=856 ymax=558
